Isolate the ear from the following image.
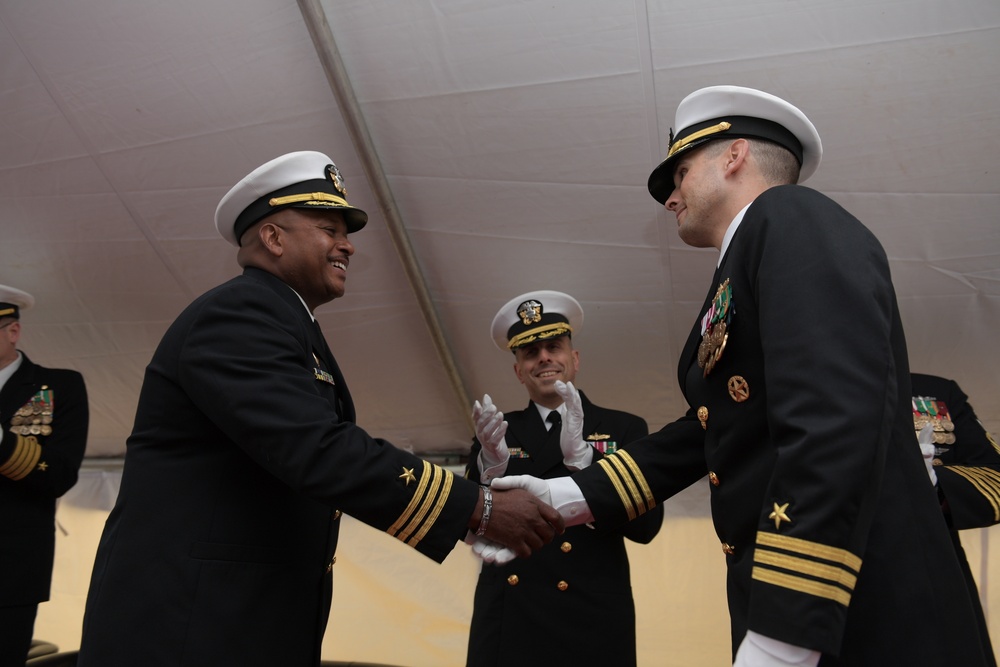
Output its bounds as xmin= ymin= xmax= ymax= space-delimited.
xmin=5 ymin=321 xmax=21 ymax=344
xmin=257 ymin=221 xmax=285 ymax=257
xmin=724 ymin=138 xmax=750 ymax=176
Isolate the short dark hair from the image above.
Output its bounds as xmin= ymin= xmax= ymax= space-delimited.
xmin=748 ymin=138 xmax=801 ymax=185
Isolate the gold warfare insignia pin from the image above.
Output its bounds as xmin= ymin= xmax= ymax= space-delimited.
xmin=517 ymin=300 xmax=543 ymax=325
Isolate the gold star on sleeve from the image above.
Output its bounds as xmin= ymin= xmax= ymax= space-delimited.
xmin=769 ymin=502 xmax=791 ymax=529
xmin=399 ymin=466 xmax=416 ymax=485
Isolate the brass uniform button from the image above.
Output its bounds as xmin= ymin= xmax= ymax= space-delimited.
xmin=557 ymin=580 xmax=569 ymax=592
xmin=721 ymin=543 xmax=735 ymax=555
xmin=325 ymin=555 xmax=337 ymax=572
xmin=708 ymin=472 xmax=720 ymax=487
xmin=697 ymin=406 xmax=708 ymax=430
xmin=932 ymin=458 xmax=943 ymax=467
xmin=333 ymin=510 xmax=342 ymax=521
xmin=560 ymin=542 xmax=572 ymax=553
xmin=507 ymin=574 xmax=519 ymax=586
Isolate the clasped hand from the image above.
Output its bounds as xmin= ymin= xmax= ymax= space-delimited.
xmin=468 ymin=482 xmax=563 ymax=564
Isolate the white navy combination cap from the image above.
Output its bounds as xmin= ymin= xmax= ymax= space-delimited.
xmin=647 ymin=85 xmax=823 ymax=205
xmin=215 ymin=151 xmax=369 ymax=246
xmin=0 ymin=285 xmax=34 ymax=319
xmin=491 ymin=290 xmax=584 ymax=352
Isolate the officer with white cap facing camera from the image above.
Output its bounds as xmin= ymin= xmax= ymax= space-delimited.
xmin=486 ymin=86 xmax=990 ymax=666
xmin=78 ymin=151 xmax=562 ymax=667
xmin=466 ymin=290 xmax=662 ymax=667
xmin=0 ymin=285 xmax=88 ymax=666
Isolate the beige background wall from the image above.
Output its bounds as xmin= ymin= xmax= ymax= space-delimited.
xmin=37 ymin=469 xmax=998 ymax=666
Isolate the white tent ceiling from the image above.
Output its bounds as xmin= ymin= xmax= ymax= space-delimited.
xmin=1 ymin=0 xmax=998 ymax=459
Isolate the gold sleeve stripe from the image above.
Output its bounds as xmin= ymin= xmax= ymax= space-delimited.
xmin=0 ymin=434 xmax=42 ymax=481
xmin=596 ymin=452 xmax=656 ymax=521
xmin=754 ymin=548 xmax=858 ymax=591
xmin=614 ymin=451 xmax=656 ymax=509
xmin=756 ymin=531 xmax=862 ymax=573
xmin=394 ymin=462 xmax=443 ymax=546
xmin=752 ymin=565 xmax=852 ymax=607
xmin=606 ymin=454 xmax=651 ymax=515
xmin=388 ymin=461 xmax=438 ymax=543
xmin=596 ymin=458 xmax=636 ymax=521
xmin=611 ymin=456 xmax=649 ymax=516
xmin=947 ymin=466 xmax=1000 ymax=522
xmin=407 ymin=469 xmax=453 ymax=548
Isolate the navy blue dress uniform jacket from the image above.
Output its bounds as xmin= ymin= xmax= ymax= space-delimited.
xmin=79 ymin=267 xmax=478 ymax=667
xmin=0 ymin=353 xmax=88 ymax=606
xmin=911 ymin=372 xmax=1000 ymax=666
xmin=465 ymin=392 xmax=662 ymax=667
xmin=572 ymin=186 xmax=990 ymax=665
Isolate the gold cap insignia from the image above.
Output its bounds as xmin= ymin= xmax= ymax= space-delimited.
xmin=326 ymin=163 xmax=347 ymax=198
xmin=517 ymin=300 xmax=543 ymax=326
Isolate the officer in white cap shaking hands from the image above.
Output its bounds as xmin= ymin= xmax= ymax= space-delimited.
xmin=78 ymin=151 xmax=562 ymax=667
xmin=486 ymin=86 xmax=990 ymax=667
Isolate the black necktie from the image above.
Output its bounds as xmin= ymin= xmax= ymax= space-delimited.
xmin=547 ymin=411 xmax=561 ymax=431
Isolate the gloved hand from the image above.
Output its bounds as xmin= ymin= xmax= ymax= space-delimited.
xmin=473 ymin=394 xmax=509 ymax=482
xmin=733 ymin=630 xmax=820 ymax=667
xmin=464 ymin=532 xmax=517 ymax=565
xmin=493 ymin=475 xmax=594 ymax=527
xmin=554 ymin=380 xmax=592 ymax=470
xmin=917 ymin=422 xmax=938 ymax=486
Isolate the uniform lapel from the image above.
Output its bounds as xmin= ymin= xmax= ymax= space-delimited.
xmin=679 ymin=264 xmax=724 ymax=389
xmin=309 ymin=320 xmax=356 ymax=424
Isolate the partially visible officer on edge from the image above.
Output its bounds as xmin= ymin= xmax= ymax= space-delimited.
xmin=465 ymin=291 xmax=662 ymax=667
xmin=912 ymin=372 xmax=1000 ymax=666
xmin=487 ymin=86 xmax=991 ymax=666
xmin=0 ymin=285 xmax=89 ymax=666
xmin=77 ymin=151 xmax=562 ymax=667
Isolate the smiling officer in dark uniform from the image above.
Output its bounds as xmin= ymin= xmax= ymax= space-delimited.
xmin=465 ymin=291 xmax=662 ymax=667
xmin=77 ymin=151 xmax=562 ymax=667
xmin=0 ymin=285 xmax=89 ymax=666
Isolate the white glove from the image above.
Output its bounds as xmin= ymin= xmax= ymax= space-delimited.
xmin=733 ymin=631 xmax=820 ymax=667
xmin=917 ymin=423 xmax=938 ymax=486
xmin=492 ymin=473 xmax=552 ymax=506
xmin=473 ymin=394 xmax=509 ymax=482
xmin=491 ymin=475 xmax=594 ymax=527
xmin=554 ymin=380 xmax=593 ymax=470
xmin=464 ymin=531 xmax=517 ymax=565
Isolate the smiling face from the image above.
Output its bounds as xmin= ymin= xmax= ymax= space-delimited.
xmin=266 ymin=208 xmax=356 ymax=311
xmin=512 ymin=335 xmax=580 ymax=408
xmin=665 ymin=141 xmax=730 ymax=250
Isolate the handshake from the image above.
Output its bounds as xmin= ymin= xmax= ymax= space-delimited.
xmin=464 ymin=381 xmax=594 ymax=565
